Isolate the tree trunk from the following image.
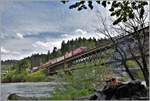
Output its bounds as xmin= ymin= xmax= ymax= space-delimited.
xmin=141 ymin=52 xmax=149 ymax=86
xmin=124 ymin=62 xmax=135 ymax=80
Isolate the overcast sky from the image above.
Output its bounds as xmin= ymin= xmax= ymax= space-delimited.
xmin=0 ymin=0 xmax=110 ymax=61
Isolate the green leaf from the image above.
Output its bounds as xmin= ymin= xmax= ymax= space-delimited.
xmin=109 ymin=7 xmax=114 ymax=11
xmin=141 ymin=1 xmax=148 ymax=6
xmin=69 ymin=2 xmax=81 ymax=9
xmin=131 ymin=2 xmax=136 ymax=9
xmin=110 ymin=12 xmax=116 ymax=16
xmin=113 ymin=17 xmax=122 ymax=25
xmin=96 ymin=0 xmax=100 ymax=4
xmin=123 ymin=17 xmax=127 ymax=22
xmin=88 ymin=1 xmax=93 ymax=10
xmin=69 ymin=4 xmax=77 ymax=9
xmin=61 ymin=0 xmax=68 ymax=4
xmin=77 ymin=7 xmax=82 ymax=11
xmin=129 ymin=12 xmax=134 ymax=19
xmin=112 ymin=1 xmax=117 ymax=7
xmin=102 ymin=1 xmax=107 ymax=7
xmin=80 ymin=1 xmax=85 ymax=4
xmin=77 ymin=5 xmax=87 ymax=11
xmin=140 ymin=7 xmax=144 ymax=18
xmin=113 ymin=2 xmax=120 ymax=7
xmin=107 ymin=1 xmax=110 ymax=4
xmin=82 ymin=5 xmax=87 ymax=9
xmin=116 ymin=9 xmax=121 ymax=17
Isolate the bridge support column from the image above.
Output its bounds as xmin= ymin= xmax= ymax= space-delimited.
xmin=47 ymin=67 xmax=50 ymax=75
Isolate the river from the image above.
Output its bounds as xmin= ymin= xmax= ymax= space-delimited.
xmin=1 ymin=82 xmax=58 ymax=101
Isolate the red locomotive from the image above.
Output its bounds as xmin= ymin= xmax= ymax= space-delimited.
xmin=65 ymin=47 xmax=87 ymax=58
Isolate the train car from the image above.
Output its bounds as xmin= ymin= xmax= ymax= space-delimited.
xmin=56 ymin=56 xmax=64 ymax=62
xmin=37 ymin=56 xmax=64 ymax=70
xmin=31 ymin=47 xmax=87 ymax=73
xmin=40 ymin=60 xmax=52 ymax=69
xmin=64 ymin=47 xmax=87 ymax=59
xmin=64 ymin=51 xmax=72 ymax=58
xmin=30 ymin=66 xmax=39 ymax=73
xmin=73 ymin=47 xmax=87 ymax=56
xmin=51 ymin=58 xmax=57 ymax=64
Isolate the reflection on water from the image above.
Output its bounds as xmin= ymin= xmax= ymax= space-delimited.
xmin=1 ymin=82 xmax=58 ymax=101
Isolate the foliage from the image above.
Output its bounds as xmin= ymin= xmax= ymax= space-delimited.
xmin=62 ymin=0 xmax=148 ymax=25
xmin=60 ymin=37 xmax=98 ymax=54
xmin=134 ymin=71 xmax=144 ymax=80
xmin=63 ymin=0 xmax=149 ymax=86
xmin=126 ymin=60 xmax=138 ymax=68
xmin=1 ymin=37 xmax=109 ymax=83
xmin=50 ymin=87 xmax=94 ymax=100
xmin=1 ymin=58 xmax=49 ymax=82
xmin=47 ymin=50 xmax=51 ymax=61
xmin=25 ymin=69 xmax=49 ymax=82
xmin=50 ymin=58 xmax=113 ymax=99
xmin=2 ymin=68 xmax=48 ymax=83
xmin=2 ymin=70 xmax=15 ymax=82
xmin=15 ymin=59 xmax=31 ymax=72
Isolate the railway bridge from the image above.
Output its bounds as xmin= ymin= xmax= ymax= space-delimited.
xmin=37 ymin=26 xmax=149 ymax=75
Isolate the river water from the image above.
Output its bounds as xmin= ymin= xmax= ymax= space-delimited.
xmin=1 ymin=82 xmax=58 ymax=101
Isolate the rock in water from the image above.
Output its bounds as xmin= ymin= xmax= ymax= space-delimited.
xmin=8 ymin=93 xmax=33 ymax=100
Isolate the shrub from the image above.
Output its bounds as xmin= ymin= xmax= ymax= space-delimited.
xmin=50 ymin=59 xmax=113 ymax=99
xmin=26 ymin=69 xmax=48 ymax=82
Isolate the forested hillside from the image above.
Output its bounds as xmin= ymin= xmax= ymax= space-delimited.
xmin=1 ymin=37 xmax=109 ymax=83
xmin=2 ymin=37 xmax=108 ymax=67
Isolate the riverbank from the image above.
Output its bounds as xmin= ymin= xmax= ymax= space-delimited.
xmin=8 ymin=93 xmax=51 ymax=100
xmin=2 ymin=68 xmax=51 ymax=83
xmin=1 ymin=82 xmax=57 ymax=101
xmin=7 ymin=80 xmax=149 ymax=100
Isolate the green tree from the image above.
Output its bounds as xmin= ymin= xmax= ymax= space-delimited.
xmin=47 ymin=50 xmax=51 ymax=61
xmin=61 ymin=0 xmax=148 ymax=24
xmin=52 ymin=47 xmax=58 ymax=58
xmin=17 ymin=59 xmax=31 ymax=72
xmin=61 ymin=0 xmax=149 ymax=86
xmin=61 ymin=40 xmax=67 ymax=55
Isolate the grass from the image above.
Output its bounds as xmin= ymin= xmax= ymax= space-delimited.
xmin=50 ymin=58 xmax=114 ymax=100
xmin=25 ymin=69 xmax=49 ymax=82
xmin=49 ymin=48 xmax=146 ymax=100
xmin=2 ymin=68 xmax=49 ymax=83
xmin=50 ymin=87 xmax=94 ymax=100
xmin=127 ymin=60 xmax=138 ymax=68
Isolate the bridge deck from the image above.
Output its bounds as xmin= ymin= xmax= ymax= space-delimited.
xmin=37 ymin=26 xmax=149 ymax=74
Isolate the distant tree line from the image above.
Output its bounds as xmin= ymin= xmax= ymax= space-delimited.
xmin=2 ymin=37 xmax=109 ymax=69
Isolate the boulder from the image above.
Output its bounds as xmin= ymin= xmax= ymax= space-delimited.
xmin=77 ymin=80 xmax=149 ymax=100
xmin=8 ymin=93 xmax=35 ymax=100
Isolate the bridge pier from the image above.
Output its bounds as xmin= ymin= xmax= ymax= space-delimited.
xmin=42 ymin=26 xmax=149 ymax=76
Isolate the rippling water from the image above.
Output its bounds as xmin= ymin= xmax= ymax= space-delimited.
xmin=1 ymin=82 xmax=58 ymax=101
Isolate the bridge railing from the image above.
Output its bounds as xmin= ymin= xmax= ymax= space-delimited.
xmin=36 ymin=25 xmax=149 ymax=73
xmin=115 ymin=23 xmax=149 ymax=42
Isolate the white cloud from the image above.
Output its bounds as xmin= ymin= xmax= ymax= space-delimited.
xmin=1 ymin=1 xmax=111 ymax=61
xmin=32 ymin=40 xmax=61 ymax=52
xmin=1 ymin=46 xmax=22 ymax=60
xmin=16 ymin=33 xmax=24 ymax=39
xmin=68 ymin=29 xmax=101 ymax=40
xmin=95 ymin=32 xmax=106 ymax=38
xmin=61 ymin=34 xmax=69 ymax=37
xmin=1 ymin=46 xmax=20 ymax=55
xmin=32 ymin=29 xmax=101 ymax=53
xmin=75 ymin=29 xmax=87 ymax=35
xmin=33 ymin=41 xmax=49 ymax=49
xmin=1 ymin=28 xmax=106 ymax=61
xmin=1 ymin=47 xmax=10 ymax=53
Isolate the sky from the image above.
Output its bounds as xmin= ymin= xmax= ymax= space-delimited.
xmin=0 ymin=0 xmax=110 ymax=61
